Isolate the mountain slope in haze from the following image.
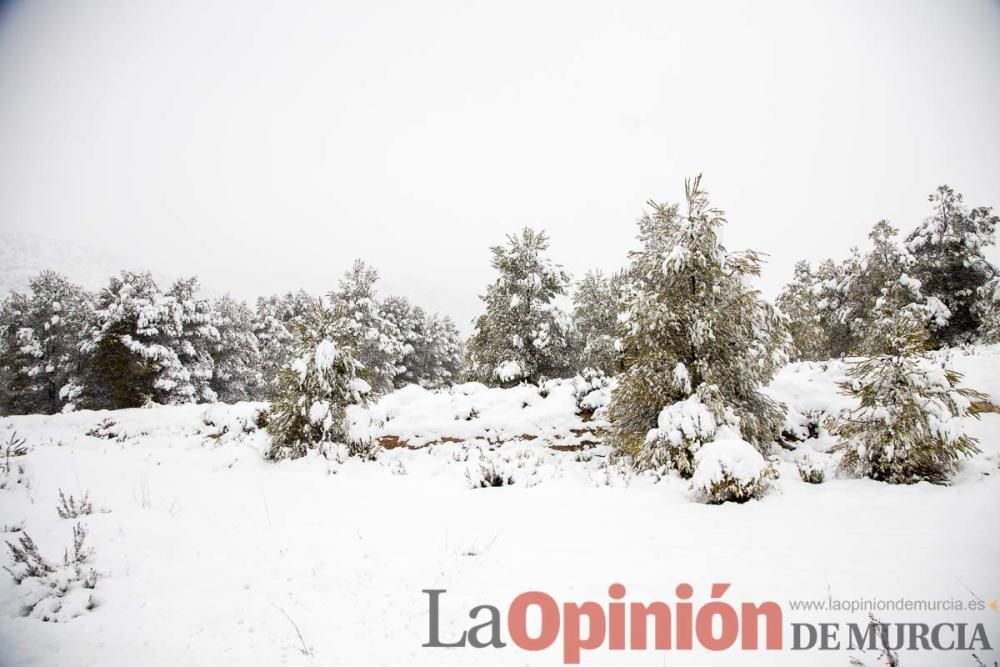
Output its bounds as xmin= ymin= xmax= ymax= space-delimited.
xmin=0 ymin=229 xmax=203 ymax=297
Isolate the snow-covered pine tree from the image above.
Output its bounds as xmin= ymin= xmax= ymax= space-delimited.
xmin=0 ymin=272 xmax=92 ymax=415
xmin=571 ymin=270 xmax=625 ymax=376
xmin=379 ymin=296 xmax=464 ymax=389
xmin=328 ymin=260 xmax=404 ymax=397
xmin=252 ymin=291 xmax=313 ymax=400
xmin=828 ymin=300 xmax=986 ymax=484
xmin=210 ymin=295 xmax=260 ymax=403
xmin=162 ymin=277 xmax=218 ymax=404
xmin=266 ymin=299 xmax=371 ymax=461
xmin=776 ymin=261 xmax=828 ymax=362
xmin=842 ymin=221 xmax=918 ymax=345
xmin=78 ymin=271 xmax=208 ymax=409
xmin=977 ymin=276 xmax=1000 ymax=343
xmin=465 ymin=228 xmax=575 ymax=386
xmin=607 ymin=176 xmax=787 ymax=475
xmin=906 ymin=185 xmax=998 ymax=347
xmin=419 ymin=313 xmax=464 ymax=389
xmin=78 ymin=271 xmax=165 ymax=409
xmin=813 ymin=254 xmax=858 ymax=358
xmin=379 ymin=295 xmax=423 ymax=388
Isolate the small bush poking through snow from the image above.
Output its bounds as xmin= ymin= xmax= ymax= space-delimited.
xmin=4 ymin=522 xmax=98 ymax=622
xmin=56 ymin=489 xmax=93 ymax=519
xmin=796 ymin=453 xmax=827 ymax=484
xmin=691 ymin=438 xmax=776 ymax=504
xmin=85 ymin=418 xmax=119 ymax=440
xmin=468 ymin=456 xmax=515 ymax=488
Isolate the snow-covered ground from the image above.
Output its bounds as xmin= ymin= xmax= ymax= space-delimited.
xmin=1 ymin=349 xmax=999 ymax=666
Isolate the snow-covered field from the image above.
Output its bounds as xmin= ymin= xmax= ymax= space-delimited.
xmin=1 ymin=349 xmax=999 ymax=666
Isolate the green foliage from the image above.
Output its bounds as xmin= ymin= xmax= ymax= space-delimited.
xmin=329 ymin=260 xmax=404 ymax=397
xmin=466 ymin=228 xmax=575 ymax=386
xmin=776 ymin=261 xmax=828 ymax=361
xmin=571 ymin=270 xmax=625 ymax=375
xmin=211 ymin=295 xmax=261 ymax=403
xmin=608 ymin=176 xmax=787 ymax=470
xmin=265 ymin=300 xmax=371 ymax=461
xmin=252 ymin=291 xmax=313 ymax=400
xmin=0 ymin=272 xmax=92 ymax=415
xmin=828 ymin=307 xmax=984 ymax=484
xmin=906 ymin=185 xmax=999 ymax=347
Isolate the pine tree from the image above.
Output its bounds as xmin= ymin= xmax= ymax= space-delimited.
xmin=266 ymin=299 xmax=371 ymax=461
xmin=977 ymin=276 xmax=1000 ymax=343
xmin=607 ymin=176 xmax=787 ymax=474
xmin=571 ymin=270 xmax=625 ymax=375
xmin=162 ymin=277 xmax=218 ymax=404
xmin=466 ymin=228 xmax=575 ymax=386
xmin=842 ymin=221 xmax=918 ymax=346
xmin=210 ymin=295 xmax=260 ymax=403
xmin=252 ymin=291 xmax=312 ymax=400
xmin=776 ymin=261 xmax=827 ymax=361
xmin=0 ymin=272 xmax=92 ymax=415
xmin=78 ymin=272 xmax=211 ymax=409
xmin=329 ymin=260 xmax=404 ymax=397
xmin=379 ymin=295 xmax=424 ymax=388
xmin=419 ymin=313 xmax=464 ymax=389
xmin=380 ymin=296 xmax=464 ymax=389
xmin=828 ymin=302 xmax=985 ymax=484
xmin=814 ymin=254 xmax=857 ymax=358
xmin=906 ymin=185 xmax=999 ymax=347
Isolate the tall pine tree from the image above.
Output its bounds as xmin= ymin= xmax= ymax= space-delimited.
xmin=906 ymin=185 xmax=998 ymax=346
xmin=608 ymin=176 xmax=788 ymax=472
xmin=466 ymin=228 xmax=574 ymax=386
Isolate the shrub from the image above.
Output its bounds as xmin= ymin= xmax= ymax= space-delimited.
xmin=57 ymin=489 xmax=94 ymax=519
xmin=4 ymin=522 xmax=98 ymax=622
xmin=828 ymin=308 xmax=985 ymax=484
xmin=690 ymin=438 xmax=776 ymax=504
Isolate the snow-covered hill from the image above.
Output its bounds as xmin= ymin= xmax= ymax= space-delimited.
xmin=1 ymin=350 xmax=998 ymax=665
xmin=0 ymin=229 xmax=197 ymax=297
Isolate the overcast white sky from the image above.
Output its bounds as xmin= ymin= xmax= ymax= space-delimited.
xmin=1 ymin=0 xmax=998 ymax=330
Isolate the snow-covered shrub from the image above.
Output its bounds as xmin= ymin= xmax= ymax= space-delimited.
xmin=608 ymin=176 xmax=787 ymax=468
xmin=639 ymin=385 xmax=732 ymax=478
xmin=690 ymin=438 xmax=776 ymax=504
xmin=266 ymin=300 xmax=372 ymax=461
xmin=466 ymin=228 xmax=576 ymax=386
xmin=795 ymin=452 xmax=827 ymax=484
xmin=464 ymin=448 xmax=544 ymax=488
xmin=85 ymin=418 xmax=119 ymax=440
xmin=828 ymin=308 xmax=985 ymax=484
xmin=2 ymin=431 xmax=28 ymax=472
xmin=467 ymin=455 xmax=515 ymax=488
xmin=1 ymin=431 xmax=28 ymax=491
xmin=57 ymin=489 xmax=93 ymax=519
xmin=4 ymin=522 xmax=98 ymax=622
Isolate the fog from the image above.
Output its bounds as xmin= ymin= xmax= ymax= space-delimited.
xmin=1 ymin=0 xmax=998 ymax=329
